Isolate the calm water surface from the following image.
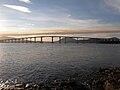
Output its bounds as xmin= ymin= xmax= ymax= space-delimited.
xmin=0 ymin=43 xmax=120 ymax=83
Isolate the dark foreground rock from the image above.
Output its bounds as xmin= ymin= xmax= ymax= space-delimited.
xmin=90 ymin=67 xmax=120 ymax=90
xmin=0 ymin=67 xmax=120 ymax=90
xmin=0 ymin=78 xmax=89 ymax=90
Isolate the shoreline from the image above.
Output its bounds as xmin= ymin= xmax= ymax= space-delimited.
xmin=0 ymin=67 xmax=120 ymax=90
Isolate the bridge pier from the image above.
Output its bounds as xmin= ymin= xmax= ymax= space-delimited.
xmin=2 ymin=40 xmax=5 ymax=43
xmin=21 ymin=38 xmax=24 ymax=43
xmin=65 ymin=37 xmax=66 ymax=43
xmin=51 ymin=36 xmax=54 ymax=43
xmin=59 ymin=37 xmax=61 ymax=43
xmin=18 ymin=38 xmax=21 ymax=43
xmin=25 ymin=38 xmax=28 ymax=43
xmin=77 ymin=37 xmax=79 ymax=44
xmin=41 ymin=37 xmax=43 ymax=43
xmin=16 ymin=39 xmax=18 ymax=43
xmin=29 ymin=37 xmax=32 ymax=43
xmin=34 ymin=37 xmax=36 ymax=43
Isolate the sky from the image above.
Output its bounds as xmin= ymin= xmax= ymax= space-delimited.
xmin=0 ymin=0 xmax=120 ymax=35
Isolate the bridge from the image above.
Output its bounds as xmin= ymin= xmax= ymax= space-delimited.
xmin=0 ymin=36 xmax=90 ymax=43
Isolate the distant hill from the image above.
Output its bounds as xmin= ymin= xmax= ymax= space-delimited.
xmin=57 ymin=37 xmax=120 ymax=44
xmin=56 ymin=37 xmax=77 ymax=43
xmin=56 ymin=37 xmax=102 ymax=43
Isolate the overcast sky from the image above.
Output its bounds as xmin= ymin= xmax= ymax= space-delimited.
xmin=0 ymin=0 xmax=120 ymax=35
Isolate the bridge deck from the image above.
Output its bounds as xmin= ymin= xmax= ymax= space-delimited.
xmin=0 ymin=36 xmax=120 ymax=43
xmin=0 ymin=36 xmax=90 ymax=43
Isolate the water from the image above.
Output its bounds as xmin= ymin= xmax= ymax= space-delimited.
xmin=0 ymin=43 xmax=120 ymax=84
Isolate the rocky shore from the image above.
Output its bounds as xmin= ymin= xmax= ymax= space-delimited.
xmin=0 ymin=67 xmax=120 ymax=90
xmin=90 ymin=67 xmax=120 ymax=90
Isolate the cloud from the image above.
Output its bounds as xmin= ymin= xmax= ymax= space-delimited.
xmin=24 ymin=14 xmax=117 ymax=30
xmin=64 ymin=18 xmax=99 ymax=25
xmin=18 ymin=23 xmax=35 ymax=29
xmin=3 ymin=4 xmax=31 ymax=13
xmin=19 ymin=27 xmax=26 ymax=30
xmin=67 ymin=14 xmax=71 ymax=18
xmin=26 ymin=23 xmax=35 ymax=26
xmin=24 ymin=15 xmax=103 ymax=27
xmin=19 ymin=0 xmax=31 ymax=4
xmin=105 ymin=0 xmax=120 ymax=13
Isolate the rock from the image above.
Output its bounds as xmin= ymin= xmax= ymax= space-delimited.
xmin=15 ymin=84 xmax=24 ymax=88
xmin=90 ymin=67 xmax=120 ymax=90
xmin=104 ymin=80 xmax=114 ymax=90
xmin=15 ymin=87 xmax=25 ymax=90
xmin=33 ymin=84 xmax=40 ymax=89
xmin=25 ymin=83 xmax=34 ymax=89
